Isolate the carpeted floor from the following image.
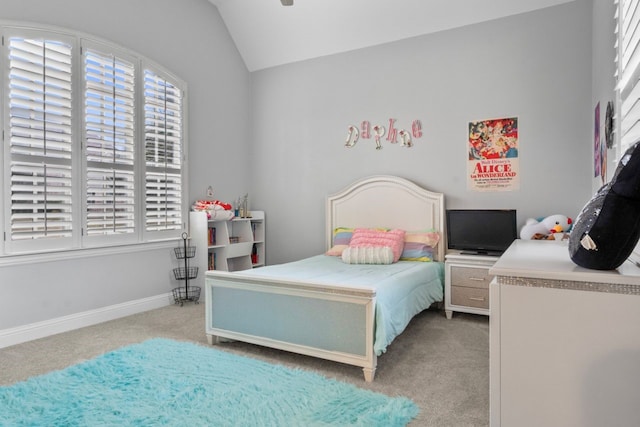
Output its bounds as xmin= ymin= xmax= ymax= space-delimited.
xmin=0 ymin=304 xmax=489 ymax=426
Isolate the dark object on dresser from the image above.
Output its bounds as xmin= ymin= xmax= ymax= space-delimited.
xmin=569 ymin=141 xmax=640 ymax=270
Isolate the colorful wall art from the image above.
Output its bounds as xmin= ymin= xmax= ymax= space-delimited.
xmin=468 ymin=117 xmax=519 ymax=192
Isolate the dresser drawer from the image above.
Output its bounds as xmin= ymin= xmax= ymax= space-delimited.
xmin=450 ymin=266 xmax=493 ymax=289
xmin=451 ymin=285 xmax=489 ymax=309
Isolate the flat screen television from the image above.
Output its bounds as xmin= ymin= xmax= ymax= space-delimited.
xmin=446 ymin=209 xmax=517 ymax=255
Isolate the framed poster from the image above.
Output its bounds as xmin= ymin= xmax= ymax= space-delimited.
xmin=468 ymin=117 xmax=519 ymax=192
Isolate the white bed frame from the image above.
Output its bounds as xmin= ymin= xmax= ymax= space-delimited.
xmin=205 ymin=175 xmax=444 ymax=381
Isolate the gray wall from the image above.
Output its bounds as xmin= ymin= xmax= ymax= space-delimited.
xmin=250 ymin=1 xmax=594 ymax=264
xmin=591 ymin=0 xmax=617 ymax=193
xmin=1 ymin=0 xmax=613 ymax=335
xmin=0 ymin=0 xmax=250 ymax=330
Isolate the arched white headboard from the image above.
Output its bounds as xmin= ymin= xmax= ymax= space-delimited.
xmin=326 ymin=175 xmax=445 ymax=261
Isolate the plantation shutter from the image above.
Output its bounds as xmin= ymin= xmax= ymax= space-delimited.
xmin=84 ymin=47 xmax=136 ymax=237
xmin=617 ymin=0 xmax=640 ymax=155
xmin=617 ymin=0 xmax=640 ymax=259
xmin=143 ymin=69 xmax=183 ymax=233
xmin=7 ymin=36 xmax=74 ymax=246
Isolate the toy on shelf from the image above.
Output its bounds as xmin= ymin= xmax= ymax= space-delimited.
xmin=520 ymin=214 xmax=573 ymax=241
xmin=192 ymin=199 xmax=234 ymax=220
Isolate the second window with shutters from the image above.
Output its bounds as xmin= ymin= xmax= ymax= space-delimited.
xmin=83 ymin=43 xmax=136 ymax=242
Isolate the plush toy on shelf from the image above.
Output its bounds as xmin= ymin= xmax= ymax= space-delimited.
xmin=519 ymin=214 xmax=573 ymax=240
xmin=192 ymin=199 xmax=234 ymax=220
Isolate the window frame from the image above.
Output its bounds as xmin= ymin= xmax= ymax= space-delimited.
xmin=615 ymin=0 xmax=640 ymax=262
xmin=616 ymin=0 xmax=640 ymax=158
xmin=81 ymin=38 xmax=140 ymax=247
xmin=141 ymin=64 xmax=187 ymax=242
xmin=2 ymin=28 xmax=79 ymax=254
xmin=0 ymin=22 xmax=189 ymax=258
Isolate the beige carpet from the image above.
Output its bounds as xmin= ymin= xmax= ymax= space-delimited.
xmin=0 ymin=304 xmax=489 ymax=426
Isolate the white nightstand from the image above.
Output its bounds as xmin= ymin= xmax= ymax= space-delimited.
xmin=444 ymin=252 xmax=499 ymax=319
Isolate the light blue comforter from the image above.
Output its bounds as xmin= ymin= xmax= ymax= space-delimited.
xmin=237 ymin=255 xmax=444 ymax=355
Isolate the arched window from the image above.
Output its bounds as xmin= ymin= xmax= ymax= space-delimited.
xmin=1 ymin=23 xmax=188 ymax=256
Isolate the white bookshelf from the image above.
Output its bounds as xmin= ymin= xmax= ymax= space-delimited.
xmin=190 ymin=210 xmax=265 ymax=277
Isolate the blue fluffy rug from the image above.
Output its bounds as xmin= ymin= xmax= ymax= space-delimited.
xmin=0 ymin=338 xmax=418 ymax=426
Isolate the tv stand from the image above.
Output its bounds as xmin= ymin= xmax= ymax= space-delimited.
xmin=444 ymin=251 xmax=500 ymax=319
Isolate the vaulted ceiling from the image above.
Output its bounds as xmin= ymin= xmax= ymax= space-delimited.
xmin=209 ymin=0 xmax=576 ymax=72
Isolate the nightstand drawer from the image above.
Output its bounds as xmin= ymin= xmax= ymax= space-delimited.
xmin=451 ymin=285 xmax=489 ymax=309
xmin=450 ymin=266 xmax=493 ymax=289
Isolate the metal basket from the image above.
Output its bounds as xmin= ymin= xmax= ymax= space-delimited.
xmin=173 ymin=266 xmax=199 ymax=281
xmin=172 ymin=286 xmax=201 ymax=305
xmin=174 ymin=245 xmax=196 ymax=259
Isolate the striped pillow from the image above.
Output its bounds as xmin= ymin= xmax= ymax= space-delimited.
xmin=325 ymin=227 xmax=354 ymax=256
xmin=341 ymin=246 xmax=395 ymax=264
xmin=400 ymin=231 xmax=440 ymax=262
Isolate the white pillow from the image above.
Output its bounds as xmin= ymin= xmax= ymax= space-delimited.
xmin=341 ymin=246 xmax=395 ymax=265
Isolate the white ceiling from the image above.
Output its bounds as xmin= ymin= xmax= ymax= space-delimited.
xmin=209 ymin=0 xmax=575 ymax=72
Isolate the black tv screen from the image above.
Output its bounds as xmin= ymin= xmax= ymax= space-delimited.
xmin=446 ymin=209 xmax=517 ymax=255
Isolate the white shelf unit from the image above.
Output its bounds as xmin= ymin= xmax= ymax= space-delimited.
xmin=249 ymin=211 xmax=265 ymax=268
xmin=190 ymin=210 xmax=265 ymax=275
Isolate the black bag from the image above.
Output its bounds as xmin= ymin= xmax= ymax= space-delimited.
xmin=569 ymin=141 xmax=640 ymax=270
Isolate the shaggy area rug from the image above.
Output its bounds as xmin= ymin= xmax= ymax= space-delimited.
xmin=0 ymin=338 xmax=418 ymax=426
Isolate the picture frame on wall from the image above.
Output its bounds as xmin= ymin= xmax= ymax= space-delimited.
xmin=467 ymin=117 xmax=519 ymax=192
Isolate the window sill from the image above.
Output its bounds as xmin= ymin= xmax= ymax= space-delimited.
xmin=0 ymin=240 xmax=177 ymax=268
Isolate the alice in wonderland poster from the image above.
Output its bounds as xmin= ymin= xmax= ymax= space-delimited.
xmin=468 ymin=117 xmax=519 ymax=192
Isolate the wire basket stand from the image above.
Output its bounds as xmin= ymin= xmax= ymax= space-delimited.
xmin=172 ymin=232 xmax=200 ymax=306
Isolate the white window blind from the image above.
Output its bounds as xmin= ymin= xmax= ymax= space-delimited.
xmin=84 ymin=47 xmax=136 ymax=236
xmin=143 ymin=69 xmax=183 ymax=232
xmin=7 ymin=36 xmax=74 ymax=244
xmin=617 ymin=0 xmax=640 ymax=155
xmin=616 ymin=0 xmax=640 ymax=260
xmin=1 ymin=24 xmax=188 ymax=256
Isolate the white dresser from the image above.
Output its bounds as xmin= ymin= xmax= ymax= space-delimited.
xmin=489 ymin=239 xmax=640 ymax=427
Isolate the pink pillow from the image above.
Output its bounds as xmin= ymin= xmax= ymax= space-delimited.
xmin=349 ymin=228 xmax=406 ymax=262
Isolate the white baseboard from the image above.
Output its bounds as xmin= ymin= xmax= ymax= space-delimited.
xmin=0 ymin=293 xmax=172 ymax=349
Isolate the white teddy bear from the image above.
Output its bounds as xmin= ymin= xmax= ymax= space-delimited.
xmin=519 ymin=214 xmax=573 ymax=240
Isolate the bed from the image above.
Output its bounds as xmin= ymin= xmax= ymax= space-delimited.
xmin=204 ymin=175 xmax=445 ymax=381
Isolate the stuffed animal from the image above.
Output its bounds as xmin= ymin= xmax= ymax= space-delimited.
xmin=192 ymin=199 xmax=234 ymax=220
xmin=520 ymin=214 xmax=573 ymax=240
